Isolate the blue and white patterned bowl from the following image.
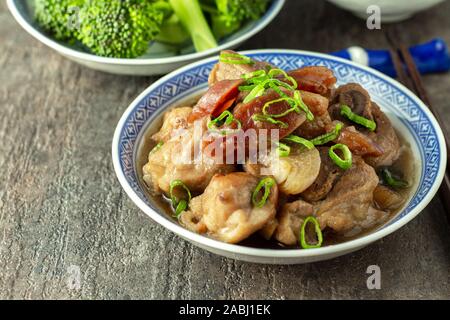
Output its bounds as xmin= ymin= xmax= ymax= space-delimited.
xmin=112 ymin=50 xmax=447 ymax=264
xmin=7 ymin=0 xmax=284 ymax=75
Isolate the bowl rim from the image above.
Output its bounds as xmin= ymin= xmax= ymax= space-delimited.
xmin=112 ymin=49 xmax=447 ymax=259
xmin=6 ymin=0 xmax=285 ymax=65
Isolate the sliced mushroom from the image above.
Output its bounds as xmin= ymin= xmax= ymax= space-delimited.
xmin=330 ymin=83 xmax=373 ymax=120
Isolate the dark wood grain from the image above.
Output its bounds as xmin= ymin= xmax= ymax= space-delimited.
xmin=1 ymin=0 xmax=450 ymax=299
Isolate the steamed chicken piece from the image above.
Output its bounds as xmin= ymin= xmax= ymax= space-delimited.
xmin=180 ymin=172 xmax=278 ymax=243
xmin=314 ymin=157 xmax=387 ymax=234
xmin=152 ymin=107 xmax=192 ymax=142
xmin=274 ymin=200 xmax=314 ymax=246
xmin=245 ymin=147 xmax=321 ymax=195
xmin=143 ymin=124 xmax=235 ymax=194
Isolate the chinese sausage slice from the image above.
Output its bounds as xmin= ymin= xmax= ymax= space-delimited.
xmin=180 ymin=172 xmax=278 ymax=244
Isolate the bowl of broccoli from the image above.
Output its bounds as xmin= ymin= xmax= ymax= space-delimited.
xmin=7 ymin=0 xmax=285 ymax=75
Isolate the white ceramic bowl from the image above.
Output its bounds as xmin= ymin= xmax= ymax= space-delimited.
xmin=112 ymin=50 xmax=446 ymax=264
xmin=327 ymin=0 xmax=446 ymax=22
xmin=7 ymin=0 xmax=285 ymax=75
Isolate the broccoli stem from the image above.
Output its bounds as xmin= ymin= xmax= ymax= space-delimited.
xmin=155 ymin=14 xmax=190 ymax=45
xmin=168 ymin=0 xmax=217 ymax=52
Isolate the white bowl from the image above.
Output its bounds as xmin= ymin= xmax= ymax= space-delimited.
xmin=112 ymin=50 xmax=446 ymax=264
xmin=6 ymin=0 xmax=285 ymax=75
xmin=327 ymin=0 xmax=446 ymax=22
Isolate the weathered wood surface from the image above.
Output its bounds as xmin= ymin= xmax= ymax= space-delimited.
xmin=1 ymin=0 xmax=449 ymax=300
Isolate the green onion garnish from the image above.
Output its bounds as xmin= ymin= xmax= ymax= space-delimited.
xmin=207 ymin=110 xmax=241 ymax=135
xmin=276 ymin=142 xmax=291 ymax=157
xmin=340 ymin=105 xmax=377 ymax=131
xmin=310 ymin=123 xmax=344 ymax=145
xmin=252 ymin=114 xmax=288 ymax=128
xmin=282 ymin=134 xmax=314 ymax=150
xmin=241 ymin=70 xmax=266 ymax=80
xmin=381 ymin=168 xmax=409 ymax=189
xmin=252 ymin=177 xmax=276 ymax=208
xmin=150 ymin=141 xmax=163 ymax=154
xmin=169 ymin=180 xmax=192 ymax=217
xmin=294 ymin=90 xmax=314 ymax=121
xmin=299 ymin=216 xmax=323 ymax=249
xmin=219 ymin=53 xmax=254 ymax=65
xmin=243 ymin=83 xmax=267 ymax=103
xmin=268 ymin=68 xmax=298 ymax=89
xmin=262 ymin=97 xmax=299 ymax=118
xmin=329 ymin=144 xmax=352 ymax=170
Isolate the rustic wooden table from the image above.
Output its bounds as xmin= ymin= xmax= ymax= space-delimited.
xmin=1 ymin=0 xmax=449 ymax=300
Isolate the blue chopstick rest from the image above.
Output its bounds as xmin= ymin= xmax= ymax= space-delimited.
xmin=331 ymin=38 xmax=450 ymax=77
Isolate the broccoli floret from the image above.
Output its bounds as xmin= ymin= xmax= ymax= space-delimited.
xmin=203 ymin=0 xmax=270 ymax=39
xmin=168 ymin=0 xmax=217 ymax=52
xmin=35 ymin=0 xmax=85 ymax=40
xmin=78 ymin=0 xmax=171 ymax=58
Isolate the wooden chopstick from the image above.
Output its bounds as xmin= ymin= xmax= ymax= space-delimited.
xmin=391 ymin=46 xmax=450 ymax=217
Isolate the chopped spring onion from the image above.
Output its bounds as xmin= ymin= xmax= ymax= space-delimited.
xmin=262 ymin=97 xmax=299 ymax=118
xmin=267 ymin=83 xmax=314 ymax=121
xmin=310 ymin=123 xmax=344 ymax=145
xmin=243 ymin=84 xmax=267 ymax=103
xmin=329 ymin=144 xmax=352 ymax=170
xmin=150 ymin=141 xmax=163 ymax=154
xmin=294 ymin=90 xmax=314 ymax=121
xmin=267 ymin=68 xmax=298 ymax=89
xmin=381 ymin=168 xmax=409 ymax=189
xmin=299 ymin=216 xmax=323 ymax=249
xmin=207 ymin=110 xmax=241 ymax=135
xmin=175 ymin=199 xmax=188 ymax=217
xmin=219 ymin=52 xmax=254 ymax=65
xmin=169 ymin=180 xmax=192 ymax=217
xmin=252 ymin=114 xmax=288 ymax=128
xmin=242 ymin=78 xmax=295 ymax=104
xmin=276 ymin=142 xmax=291 ymax=157
xmin=282 ymin=134 xmax=314 ymax=150
xmin=252 ymin=177 xmax=276 ymax=208
xmin=340 ymin=105 xmax=377 ymax=131
xmin=241 ymin=69 xmax=267 ymax=81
